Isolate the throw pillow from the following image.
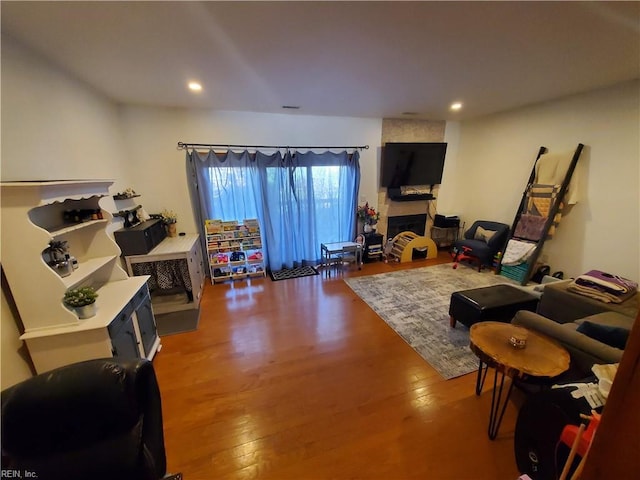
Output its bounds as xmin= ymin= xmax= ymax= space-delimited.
xmin=576 ymin=320 xmax=630 ymax=350
xmin=474 ymin=226 xmax=497 ymax=244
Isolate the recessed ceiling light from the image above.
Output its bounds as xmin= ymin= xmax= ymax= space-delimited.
xmin=450 ymin=102 xmax=463 ymax=111
xmin=188 ymin=82 xmax=202 ymax=92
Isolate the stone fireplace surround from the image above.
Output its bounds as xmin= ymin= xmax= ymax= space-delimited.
xmin=374 ymin=118 xmax=446 ymax=242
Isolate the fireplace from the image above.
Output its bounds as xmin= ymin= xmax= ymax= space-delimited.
xmin=387 ymin=214 xmax=427 ymax=239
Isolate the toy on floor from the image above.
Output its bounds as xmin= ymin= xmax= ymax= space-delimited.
xmin=388 ymin=231 xmax=438 ymax=263
xmin=451 ymin=245 xmax=482 ymax=271
xmin=383 ymin=238 xmax=395 ymax=263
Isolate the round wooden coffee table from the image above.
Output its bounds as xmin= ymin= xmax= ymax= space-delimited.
xmin=469 ymin=321 xmax=570 ymax=439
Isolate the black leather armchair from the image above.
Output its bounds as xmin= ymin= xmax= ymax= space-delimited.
xmin=452 ymin=220 xmax=510 ymax=270
xmin=1 ymin=358 xmax=177 ymax=480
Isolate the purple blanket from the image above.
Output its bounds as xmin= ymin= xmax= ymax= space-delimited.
xmin=575 ymin=270 xmax=638 ymax=296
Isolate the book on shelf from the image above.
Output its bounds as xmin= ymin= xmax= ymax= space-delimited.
xmin=205 ymin=219 xmax=222 ymax=234
xmin=205 ymin=218 xmax=265 ymax=283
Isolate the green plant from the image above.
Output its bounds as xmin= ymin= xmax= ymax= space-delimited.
xmin=63 ymin=286 xmax=98 ymax=307
xmin=44 ymin=240 xmax=69 ymax=263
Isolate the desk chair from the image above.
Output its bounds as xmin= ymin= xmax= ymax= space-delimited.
xmin=338 ymin=244 xmax=362 ymax=272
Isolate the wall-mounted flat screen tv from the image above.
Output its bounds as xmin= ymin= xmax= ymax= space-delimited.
xmin=380 ymin=142 xmax=448 ymax=188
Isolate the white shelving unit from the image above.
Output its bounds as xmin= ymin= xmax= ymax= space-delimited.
xmin=205 ymin=219 xmax=265 ymax=284
xmin=1 ymin=180 xmax=161 ymax=373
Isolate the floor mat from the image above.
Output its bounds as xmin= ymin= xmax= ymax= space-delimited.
xmin=269 ymin=265 xmax=319 ymax=281
xmin=155 ymin=309 xmax=200 ymax=336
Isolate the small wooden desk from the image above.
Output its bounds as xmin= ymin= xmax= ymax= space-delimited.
xmin=469 ymin=321 xmax=570 ymax=439
xmin=320 ymin=241 xmax=363 ymax=274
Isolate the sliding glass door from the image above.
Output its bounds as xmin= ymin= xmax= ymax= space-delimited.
xmin=188 ymin=149 xmax=360 ymax=270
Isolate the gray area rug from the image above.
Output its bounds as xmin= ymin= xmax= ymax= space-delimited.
xmin=344 ymin=263 xmax=513 ymax=379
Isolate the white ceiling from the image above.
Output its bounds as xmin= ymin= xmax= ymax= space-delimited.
xmin=2 ymin=1 xmax=639 ymax=120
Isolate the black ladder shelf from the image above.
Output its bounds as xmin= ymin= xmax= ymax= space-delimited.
xmin=497 ymin=143 xmax=584 ymax=285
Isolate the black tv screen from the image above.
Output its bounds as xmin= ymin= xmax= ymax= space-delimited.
xmin=381 ymin=142 xmax=448 ymax=188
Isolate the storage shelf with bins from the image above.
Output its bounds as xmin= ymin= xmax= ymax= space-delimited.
xmin=0 ymin=180 xmax=160 ymax=374
xmin=205 ymin=219 xmax=265 ymax=284
xmin=363 ymin=232 xmax=384 ymax=263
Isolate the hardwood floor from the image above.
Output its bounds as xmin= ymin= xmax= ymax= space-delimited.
xmin=153 ymin=253 xmax=522 ymax=479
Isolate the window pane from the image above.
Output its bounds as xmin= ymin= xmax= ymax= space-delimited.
xmin=207 ymin=166 xmax=259 ymax=221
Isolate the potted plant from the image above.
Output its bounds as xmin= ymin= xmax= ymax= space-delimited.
xmin=161 ymin=209 xmax=178 ymax=237
xmin=357 ymin=203 xmax=380 ymax=233
xmin=63 ymin=286 xmax=99 ymax=319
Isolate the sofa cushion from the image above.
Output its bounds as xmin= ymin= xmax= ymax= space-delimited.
xmin=574 ymin=311 xmax=636 ymax=330
xmin=576 ymin=320 xmax=630 ymax=350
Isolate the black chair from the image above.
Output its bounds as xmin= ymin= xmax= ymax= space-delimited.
xmin=452 ymin=220 xmax=510 ymax=271
xmin=1 ymin=358 xmax=180 ymax=480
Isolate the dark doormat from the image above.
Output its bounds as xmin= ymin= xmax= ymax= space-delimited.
xmin=269 ymin=265 xmax=319 ymax=281
xmin=155 ymin=308 xmax=200 ymax=336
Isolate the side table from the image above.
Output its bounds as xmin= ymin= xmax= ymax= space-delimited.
xmin=469 ymin=321 xmax=570 ymax=439
xmin=430 ymin=225 xmax=459 ymax=249
xmin=363 ymin=232 xmax=384 ymax=263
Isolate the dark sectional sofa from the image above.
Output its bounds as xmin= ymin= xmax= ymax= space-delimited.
xmin=512 ymin=279 xmax=638 ymax=376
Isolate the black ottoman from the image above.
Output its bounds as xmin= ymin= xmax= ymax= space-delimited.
xmin=449 ymin=284 xmax=539 ymax=328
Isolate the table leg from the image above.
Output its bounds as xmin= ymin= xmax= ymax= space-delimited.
xmin=475 ymin=360 xmax=489 ymax=395
xmin=475 ymin=359 xmax=515 ymax=439
xmin=321 ymin=246 xmax=331 ymax=278
xmin=487 ymin=368 xmax=515 ymax=440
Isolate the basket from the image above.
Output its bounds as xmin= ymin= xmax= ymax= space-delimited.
xmin=500 ymin=262 xmax=529 ymax=283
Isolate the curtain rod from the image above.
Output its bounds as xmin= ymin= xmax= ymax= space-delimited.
xmin=177 ymin=142 xmax=369 ymax=151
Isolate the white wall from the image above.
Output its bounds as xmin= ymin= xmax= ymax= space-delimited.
xmin=118 ymin=107 xmax=382 ymax=233
xmin=446 ymin=81 xmax=640 ymax=280
xmin=1 ymin=36 xmax=130 ymax=186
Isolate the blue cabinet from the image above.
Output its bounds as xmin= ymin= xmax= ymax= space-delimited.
xmin=108 ymin=284 xmax=159 ymax=360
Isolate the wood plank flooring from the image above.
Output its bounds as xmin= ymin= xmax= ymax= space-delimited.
xmin=153 ymin=253 xmax=523 ymax=479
